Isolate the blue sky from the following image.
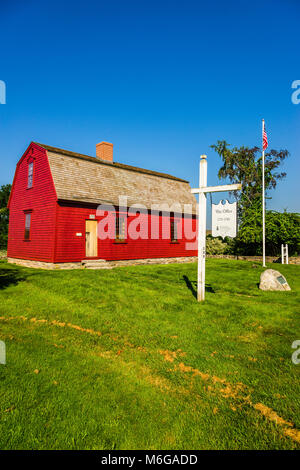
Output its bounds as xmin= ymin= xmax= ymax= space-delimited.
xmin=0 ymin=0 xmax=299 ymax=219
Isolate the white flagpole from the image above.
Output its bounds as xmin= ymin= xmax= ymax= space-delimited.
xmin=262 ymin=119 xmax=266 ymax=268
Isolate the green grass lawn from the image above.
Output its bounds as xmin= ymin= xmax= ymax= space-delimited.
xmin=0 ymin=258 xmax=299 ymax=450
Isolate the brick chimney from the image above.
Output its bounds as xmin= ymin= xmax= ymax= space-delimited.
xmin=96 ymin=142 xmax=113 ymax=162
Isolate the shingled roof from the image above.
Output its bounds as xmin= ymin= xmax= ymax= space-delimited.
xmin=35 ymin=142 xmax=197 ymax=214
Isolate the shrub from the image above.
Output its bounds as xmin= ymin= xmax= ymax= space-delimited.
xmin=206 ymin=237 xmax=229 ymax=255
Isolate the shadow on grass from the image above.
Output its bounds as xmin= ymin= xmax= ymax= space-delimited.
xmin=182 ymin=275 xmax=215 ymax=299
xmin=0 ymin=267 xmax=27 ymax=290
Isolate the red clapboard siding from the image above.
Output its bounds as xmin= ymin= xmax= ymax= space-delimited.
xmin=7 ymin=143 xmax=57 ymax=262
xmin=8 ymin=143 xmax=197 ymax=264
xmin=54 ymin=202 xmax=197 ymax=262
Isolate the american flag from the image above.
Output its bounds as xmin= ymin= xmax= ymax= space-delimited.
xmin=262 ymin=121 xmax=268 ymax=151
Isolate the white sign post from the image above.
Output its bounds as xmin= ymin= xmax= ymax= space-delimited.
xmin=191 ymin=155 xmax=241 ymax=301
xmin=281 ymin=244 xmax=289 ymax=264
xmin=212 ymin=200 xmax=237 ymax=238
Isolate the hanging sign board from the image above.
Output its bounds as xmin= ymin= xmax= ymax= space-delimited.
xmin=212 ymin=200 xmax=237 ymax=238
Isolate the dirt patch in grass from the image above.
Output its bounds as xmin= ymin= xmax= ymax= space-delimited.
xmin=176 ymin=360 xmax=300 ymax=445
xmin=254 ymin=403 xmax=300 ymax=444
xmin=0 ymin=315 xmax=103 ymax=337
xmin=238 ymin=332 xmax=258 ymax=343
xmin=159 ymin=349 xmax=186 ymax=362
xmin=253 ymin=403 xmax=293 ymax=428
xmin=139 ymin=365 xmax=173 ymax=393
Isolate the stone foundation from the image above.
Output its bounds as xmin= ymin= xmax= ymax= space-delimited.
xmin=6 ymin=255 xmax=300 ymax=270
xmin=102 ymin=256 xmax=198 ymax=268
xmin=7 ymin=258 xmax=83 ymax=270
xmin=7 ymin=256 xmax=198 ymax=270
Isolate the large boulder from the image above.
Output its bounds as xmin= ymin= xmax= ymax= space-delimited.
xmin=259 ymin=269 xmax=291 ymax=291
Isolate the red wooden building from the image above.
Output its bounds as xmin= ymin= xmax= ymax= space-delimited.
xmin=7 ymin=141 xmax=197 ymax=268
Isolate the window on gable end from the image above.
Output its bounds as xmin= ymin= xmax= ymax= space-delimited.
xmin=27 ymin=162 xmax=34 ymax=188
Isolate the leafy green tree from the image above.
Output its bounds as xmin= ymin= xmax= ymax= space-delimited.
xmin=210 ymin=141 xmax=289 ymax=218
xmin=210 ymin=141 xmax=300 ymax=256
xmin=237 ymin=209 xmax=300 ymax=256
xmin=266 ymin=211 xmax=300 ymax=255
xmin=0 ymin=184 xmax=12 ymax=248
